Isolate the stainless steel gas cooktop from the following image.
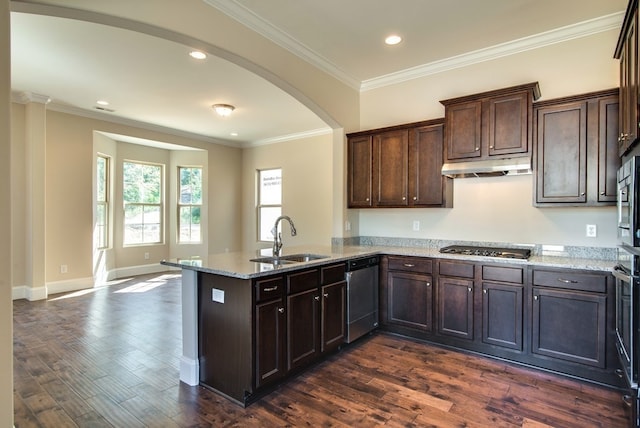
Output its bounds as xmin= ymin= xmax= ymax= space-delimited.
xmin=439 ymin=245 xmax=531 ymax=259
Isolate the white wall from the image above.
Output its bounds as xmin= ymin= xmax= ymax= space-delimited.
xmin=356 ymin=29 xmax=620 ymax=248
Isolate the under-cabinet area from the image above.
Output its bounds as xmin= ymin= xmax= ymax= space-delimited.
xmin=186 ymin=250 xmax=623 ymax=409
xmin=379 ymin=255 xmax=621 ymax=388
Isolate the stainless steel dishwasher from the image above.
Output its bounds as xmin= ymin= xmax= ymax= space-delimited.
xmin=345 ymin=256 xmax=379 ymax=343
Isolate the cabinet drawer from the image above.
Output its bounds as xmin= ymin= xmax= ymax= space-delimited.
xmin=321 ymin=263 xmax=346 ymax=285
xmin=439 ymin=260 xmax=474 ymax=279
xmin=287 ymin=269 xmax=319 ymax=294
xmin=388 ymin=256 xmax=432 ymax=274
xmin=482 ymin=265 xmax=524 ymax=284
xmin=254 ymin=276 xmax=284 ymax=302
xmin=532 ymin=269 xmax=607 ymax=293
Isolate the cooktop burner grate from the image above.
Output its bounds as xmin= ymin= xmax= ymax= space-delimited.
xmin=439 ymin=245 xmax=531 ymax=259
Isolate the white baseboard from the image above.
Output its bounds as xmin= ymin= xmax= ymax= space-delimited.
xmin=12 ymin=263 xmax=170 ymax=301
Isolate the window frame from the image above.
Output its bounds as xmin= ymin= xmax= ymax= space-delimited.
xmin=96 ymin=154 xmax=110 ymax=250
xmin=122 ymin=160 xmax=164 ymax=246
xmin=257 ymin=168 xmax=282 ymax=242
xmin=177 ymin=165 xmax=203 ymax=244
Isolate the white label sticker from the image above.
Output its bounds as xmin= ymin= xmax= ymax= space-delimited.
xmin=212 ymin=288 xmax=225 ymax=303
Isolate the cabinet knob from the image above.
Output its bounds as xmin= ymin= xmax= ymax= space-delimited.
xmin=600 ymin=192 xmax=605 ymax=195
xmin=468 ymin=287 xmax=472 ymax=292
xmin=534 ymin=295 xmax=538 ymax=301
xmin=413 ymin=196 xmax=417 ymax=201
xmin=475 ymin=147 xmax=480 ymax=151
xmin=366 ymin=198 xmax=370 ymax=202
xmin=580 ymin=192 xmax=585 ymax=196
xmin=489 ymin=146 xmax=494 ymax=149
xmin=323 ymin=293 xmax=329 ymax=298
xmin=615 ymin=368 xmax=624 ymax=379
xmin=278 ymin=307 xmax=285 ymax=314
xmin=402 ymin=196 xmax=406 ymax=201
xmin=623 ymin=395 xmax=633 ymax=408
xmin=314 ymin=295 xmax=320 ymax=301
xmin=426 ymin=282 xmax=431 ymax=287
xmin=483 ymin=289 xmax=487 ymax=294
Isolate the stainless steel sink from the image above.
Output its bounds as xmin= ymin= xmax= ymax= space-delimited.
xmin=250 ymin=254 xmax=328 ymax=265
xmin=249 ymin=256 xmax=297 ymax=265
xmin=279 ymin=254 xmax=328 ymax=262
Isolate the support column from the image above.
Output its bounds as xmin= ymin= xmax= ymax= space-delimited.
xmin=23 ymin=93 xmax=49 ymax=300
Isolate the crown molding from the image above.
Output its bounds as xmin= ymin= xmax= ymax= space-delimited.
xmin=361 ymin=12 xmax=624 ymax=91
xmin=202 ymin=0 xmax=623 ymax=92
xmin=203 ymin=0 xmax=361 ymax=90
xmin=242 ymin=127 xmax=333 ymax=148
xmin=12 ymin=91 xmax=51 ymax=104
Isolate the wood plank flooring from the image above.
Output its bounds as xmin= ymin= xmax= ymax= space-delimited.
xmin=13 ymin=272 xmax=630 ymax=427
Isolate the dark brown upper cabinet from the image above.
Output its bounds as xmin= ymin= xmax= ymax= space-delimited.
xmin=533 ymin=89 xmax=619 ymax=207
xmin=615 ymin=0 xmax=639 ymax=156
xmin=347 ymin=119 xmax=452 ymax=209
xmin=440 ymin=82 xmax=541 ymax=163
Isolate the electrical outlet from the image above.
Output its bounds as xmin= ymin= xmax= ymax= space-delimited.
xmin=412 ymin=220 xmax=420 ymax=231
xmin=60 ymin=264 xmax=67 ymax=274
xmin=586 ymin=224 xmax=597 ymax=238
xmin=144 ymin=252 xmax=150 ymax=260
xmin=345 ymin=220 xmax=351 ymax=231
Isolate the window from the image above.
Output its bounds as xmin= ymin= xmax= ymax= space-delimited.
xmin=178 ymin=166 xmax=202 ymax=243
xmin=123 ymin=161 xmax=163 ymax=245
xmin=96 ymin=155 xmax=109 ymax=249
xmin=257 ymin=168 xmax=282 ymax=241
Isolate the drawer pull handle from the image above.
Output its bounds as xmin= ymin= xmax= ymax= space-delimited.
xmin=615 ymin=368 xmax=624 ymax=378
xmin=278 ymin=307 xmax=285 ymax=314
xmin=403 ymin=263 xmax=415 ymax=267
xmin=622 ymin=394 xmax=633 ymax=408
xmin=263 ymin=286 xmax=278 ymax=292
xmin=557 ymin=278 xmax=578 ymax=284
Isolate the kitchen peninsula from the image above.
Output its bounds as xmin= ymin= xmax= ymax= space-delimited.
xmin=162 ymin=242 xmax=622 ymax=407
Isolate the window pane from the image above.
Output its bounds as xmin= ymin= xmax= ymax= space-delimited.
xmin=97 ymin=156 xmax=107 ymax=202
xmin=259 ymin=169 xmax=281 ymax=205
xmin=180 ymin=167 xmax=202 ymax=205
xmin=259 ymin=206 xmax=281 ymax=241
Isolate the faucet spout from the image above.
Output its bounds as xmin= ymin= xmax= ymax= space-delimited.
xmin=271 ymin=215 xmax=297 ymax=257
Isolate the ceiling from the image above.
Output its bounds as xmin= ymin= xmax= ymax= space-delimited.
xmin=10 ymin=0 xmax=627 ymax=148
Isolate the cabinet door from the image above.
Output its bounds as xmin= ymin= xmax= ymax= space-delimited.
xmin=488 ymin=92 xmax=529 ymax=156
xmin=287 ymin=288 xmax=320 ymax=371
xmin=409 ymin=124 xmax=451 ymax=207
xmin=321 ymin=280 xmax=346 ymax=352
xmin=373 ymin=129 xmax=409 ymax=206
xmin=445 ymin=100 xmax=482 ymax=161
xmin=598 ymin=97 xmax=620 ymax=203
xmin=255 ymin=298 xmax=286 ymax=388
xmin=532 ymin=287 xmax=606 ymax=368
xmin=438 ymin=277 xmax=474 ymax=340
xmin=535 ymin=101 xmax=587 ymax=204
xmin=348 ymin=135 xmax=373 ymax=207
xmin=387 ymin=271 xmax=433 ymax=332
xmin=619 ymin=10 xmax=638 ymax=156
xmin=482 ymin=282 xmax=523 ymax=351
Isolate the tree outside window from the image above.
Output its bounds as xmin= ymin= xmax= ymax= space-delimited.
xmin=96 ymin=155 xmax=109 ymax=249
xmin=178 ymin=166 xmax=202 ymax=243
xmin=258 ymin=168 xmax=282 ymax=242
xmin=123 ymin=161 xmax=163 ymax=245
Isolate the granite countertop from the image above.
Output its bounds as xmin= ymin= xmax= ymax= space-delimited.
xmin=161 ymin=244 xmax=617 ymax=279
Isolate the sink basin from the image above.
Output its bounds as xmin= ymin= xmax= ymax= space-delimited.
xmin=279 ymin=254 xmax=328 ymax=262
xmin=249 ymin=254 xmax=328 ymax=265
xmin=249 ymin=256 xmax=297 ymax=265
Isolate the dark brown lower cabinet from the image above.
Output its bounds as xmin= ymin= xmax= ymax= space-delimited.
xmin=482 ymin=282 xmax=523 ymax=351
xmin=437 ymin=276 xmax=474 ymax=340
xmin=387 ymin=270 xmax=433 ymax=331
xmin=287 ymin=287 xmax=320 ymax=372
xmin=532 ymin=287 xmax=606 ymax=367
xmin=321 ymin=280 xmax=346 ymax=352
xmin=255 ymin=298 xmax=286 ymax=388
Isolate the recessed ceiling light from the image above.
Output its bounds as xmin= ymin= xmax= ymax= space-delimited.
xmin=189 ymin=51 xmax=207 ymax=60
xmin=96 ymin=100 xmax=109 ymax=106
xmin=230 ymin=132 xmax=238 ymax=137
xmin=385 ymin=35 xmax=402 ymax=45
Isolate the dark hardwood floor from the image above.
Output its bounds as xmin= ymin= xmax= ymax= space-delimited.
xmin=13 ymin=272 xmax=630 ymax=427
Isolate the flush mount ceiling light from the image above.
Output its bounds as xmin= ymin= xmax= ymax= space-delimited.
xmin=189 ymin=50 xmax=207 ymax=60
xmin=385 ymin=34 xmax=402 ymax=45
xmin=212 ymin=103 xmax=235 ymax=117
xmin=96 ymin=100 xmax=109 ymax=106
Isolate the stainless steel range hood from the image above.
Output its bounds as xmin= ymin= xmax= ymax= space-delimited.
xmin=441 ymin=157 xmax=532 ymax=178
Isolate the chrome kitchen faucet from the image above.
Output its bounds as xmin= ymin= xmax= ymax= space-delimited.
xmin=271 ymin=215 xmax=297 ymax=257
